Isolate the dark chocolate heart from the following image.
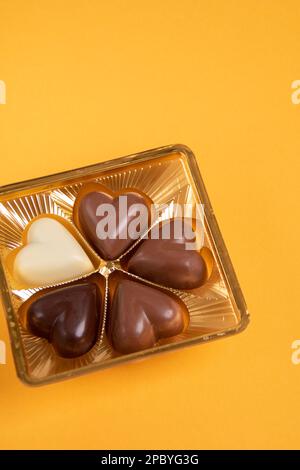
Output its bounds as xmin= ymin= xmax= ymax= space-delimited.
xmin=76 ymin=186 xmax=152 ymax=260
xmin=127 ymin=219 xmax=207 ymax=289
xmin=107 ymin=279 xmax=188 ymax=354
xmin=27 ymin=283 xmax=101 ymax=358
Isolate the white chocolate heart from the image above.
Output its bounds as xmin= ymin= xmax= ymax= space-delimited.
xmin=14 ymin=217 xmax=94 ymax=286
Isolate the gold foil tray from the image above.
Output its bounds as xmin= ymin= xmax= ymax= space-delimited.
xmin=0 ymin=145 xmax=249 ymax=385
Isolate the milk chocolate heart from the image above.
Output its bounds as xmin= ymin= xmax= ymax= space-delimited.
xmin=127 ymin=219 xmax=207 ymax=289
xmin=13 ymin=217 xmax=94 ymax=287
xmin=107 ymin=279 xmax=188 ymax=354
xmin=27 ymin=282 xmax=101 ymax=358
xmin=74 ymin=185 xmax=153 ymax=260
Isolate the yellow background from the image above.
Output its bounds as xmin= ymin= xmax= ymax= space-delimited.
xmin=0 ymin=0 xmax=300 ymax=450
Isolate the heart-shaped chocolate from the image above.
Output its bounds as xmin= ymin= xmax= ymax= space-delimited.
xmin=13 ymin=217 xmax=94 ymax=287
xmin=27 ymin=282 xmax=101 ymax=358
xmin=107 ymin=279 xmax=188 ymax=354
xmin=75 ymin=185 xmax=153 ymax=260
xmin=127 ymin=219 xmax=207 ymax=289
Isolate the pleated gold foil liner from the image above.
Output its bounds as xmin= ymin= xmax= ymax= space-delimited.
xmin=0 ymin=145 xmax=249 ymax=385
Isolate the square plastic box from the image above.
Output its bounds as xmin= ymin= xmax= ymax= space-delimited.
xmin=0 ymin=145 xmax=249 ymax=385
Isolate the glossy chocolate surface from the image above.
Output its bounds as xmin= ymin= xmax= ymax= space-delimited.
xmin=76 ymin=188 xmax=152 ymax=260
xmin=28 ymin=283 xmax=101 ymax=358
xmin=107 ymin=279 xmax=188 ymax=354
xmin=128 ymin=219 xmax=207 ymax=289
xmin=13 ymin=217 xmax=93 ymax=287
